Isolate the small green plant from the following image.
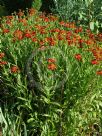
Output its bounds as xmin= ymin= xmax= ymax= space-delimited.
xmin=32 ymin=0 xmax=42 ymax=10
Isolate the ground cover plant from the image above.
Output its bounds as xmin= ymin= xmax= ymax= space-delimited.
xmin=0 ymin=8 xmax=102 ymax=135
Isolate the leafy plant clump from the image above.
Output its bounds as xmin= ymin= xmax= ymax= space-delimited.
xmin=53 ymin=0 xmax=102 ymax=33
xmin=0 ymin=8 xmax=102 ymax=135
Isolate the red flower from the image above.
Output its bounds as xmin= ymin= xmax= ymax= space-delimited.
xmin=0 ymin=53 xmax=5 ymax=59
xmin=14 ymin=30 xmax=23 ymax=40
xmin=40 ymin=29 xmax=47 ymax=35
xmin=91 ymin=48 xmax=102 ymax=60
xmin=89 ymin=33 xmax=95 ymax=39
xmin=49 ymin=15 xmax=58 ymax=21
xmin=24 ymin=33 xmax=31 ymax=38
xmin=17 ymin=10 xmax=24 ymax=17
xmin=51 ymin=28 xmax=60 ymax=33
xmin=67 ymin=39 xmax=73 ymax=46
xmin=0 ymin=61 xmax=8 ymax=65
xmin=47 ymin=58 xmax=56 ymax=63
xmin=31 ymin=31 xmax=36 ymax=36
xmin=10 ymin=66 xmax=19 ymax=73
xmin=39 ymin=40 xmax=45 ymax=46
xmin=47 ymin=63 xmax=57 ymax=70
xmin=3 ymin=29 xmax=9 ymax=34
xmin=46 ymin=37 xmax=56 ymax=46
xmin=57 ymin=35 xmax=64 ymax=40
xmin=59 ymin=21 xmax=65 ymax=26
xmin=32 ymin=37 xmax=38 ymax=42
xmin=96 ymin=70 xmax=102 ymax=75
xmin=49 ymin=40 xmax=56 ymax=46
xmin=6 ymin=16 xmax=13 ymax=20
xmin=29 ymin=8 xmax=36 ymax=15
xmin=91 ymin=59 xmax=99 ymax=65
xmin=6 ymin=20 xmax=12 ymax=26
xmin=85 ymin=39 xmax=94 ymax=45
xmin=75 ymin=54 xmax=82 ymax=61
xmin=19 ymin=18 xmax=27 ymax=26
xmin=78 ymin=27 xmax=83 ymax=32
xmin=39 ymin=46 xmax=46 ymax=50
xmin=74 ymin=28 xmax=79 ymax=33
xmin=44 ymin=17 xmax=49 ymax=22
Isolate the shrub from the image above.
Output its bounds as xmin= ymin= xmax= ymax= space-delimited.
xmin=53 ymin=0 xmax=102 ymax=33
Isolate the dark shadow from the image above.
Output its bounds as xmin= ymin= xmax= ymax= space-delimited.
xmin=40 ymin=0 xmax=55 ymax=14
xmin=3 ymin=0 xmax=33 ymax=15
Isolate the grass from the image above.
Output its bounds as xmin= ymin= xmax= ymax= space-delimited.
xmin=0 ymin=8 xmax=102 ymax=135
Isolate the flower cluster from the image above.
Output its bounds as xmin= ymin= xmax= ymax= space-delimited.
xmin=47 ymin=58 xmax=57 ymax=71
xmin=0 ymin=8 xmax=102 ymax=76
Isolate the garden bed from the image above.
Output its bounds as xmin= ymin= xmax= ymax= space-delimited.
xmin=0 ymin=8 xmax=102 ymax=136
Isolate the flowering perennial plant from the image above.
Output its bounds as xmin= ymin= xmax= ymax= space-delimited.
xmin=0 ymin=8 xmax=102 ymax=136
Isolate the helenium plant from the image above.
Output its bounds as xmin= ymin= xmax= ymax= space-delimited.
xmin=0 ymin=6 xmax=102 ymax=136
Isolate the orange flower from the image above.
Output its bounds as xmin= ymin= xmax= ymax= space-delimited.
xmin=10 ymin=66 xmax=19 ymax=73
xmin=32 ymin=37 xmax=38 ymax=42
xmin=39 ymin=40 xmax=45 ymax=46
xmin=14 ymin=30 xmax=23 ymax=40
xmin=0 ymin=61 xmax=8 ymax=65
xmin=50 ymin=28 xmax=60 ymax=33
xmin=47 ymin=63 xmax=57 ymax=70
xmin=91 ymin=48 xmax=102 ymax=60
xmin=31 ymin=31 xmax=36 ymax=36
xmin=49 ymin=15 xmax=58 ymax=21
xmin=29 ymin=8 xmax=36 ymax=16
xmin=40 ymin=29 xmax=47 ymax=35
xmin=24 ymin=33 xmax=31 ymax=38
xmin=19 ymin=18 xmax=27 ymax=26
xmin=17 ymin=10 xmax=24 ymax=17
xmin=91 ymin=59 xmax=99 ymax=65
xmin=38 ymin=46 xmax=46 ymax=50
xmin=59 ymin=21 xmax=65 ymax=26
xmin=57 ymin=34 xmax=64 ymax=40
xmin=46 ymin=37 xmax=56 ymax=46
xmin=6 ymin=20 xmax=12 ymax=26
xmin=47 ymin=58 xmax=56 ymax=63
xmin=6 ymin=16 xmax=13 ymax=20
xmin=67 ymin=39 xmax=73 ymax=46
xmin=0 ymin=53 xmax=5 ymax=59
xmin=3 ymin=29 xmax=9 ymax=34
xmin=96 ymin=70 xmax=102 ymax=75
xmin=85 ymin=39 xmax=94 ymax=45
xmin=44 ymin=17 xmax=49 ymax=22
xmin=75 ymin=54 xmax=82 ymax=61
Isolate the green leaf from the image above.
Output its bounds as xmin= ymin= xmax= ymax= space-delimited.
xmin=27 ymin=118 xmax=34 ymax=123
xmin=32 ymin=0 xmax=42 ymax=10
xmin=90 ymin=21 xmax=94 ymax=31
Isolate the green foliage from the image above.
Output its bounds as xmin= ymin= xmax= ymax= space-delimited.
xmin=53 ymin=0 xmax=102 ymax=32
xmin=32 ymin=0 xmax=42 ymax=11
xmin=0 ymin=5 xmax=7 ymax=17
xmin=0 ymin=0 xmax=8 ymax=16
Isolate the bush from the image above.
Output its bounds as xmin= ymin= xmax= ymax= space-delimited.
xmin=0 ymin=0 xmax=8 ymax=16
xmin=53 ymin=0 xmax=102 ymax=33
